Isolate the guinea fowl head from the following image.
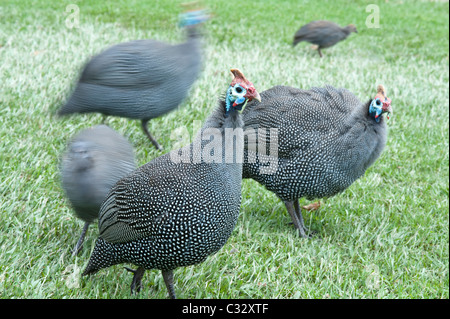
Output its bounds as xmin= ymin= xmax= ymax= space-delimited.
xmin=345 ymin=24 xmax=358 ymax=33
xmin=369 ymin=84 xmax=392 ymax=122
xmin=68 ymin=141 xmax=94 ymax=171
xmin=179 ymin=3 xmax=210 ymax=29
xmin=225 ymin=69 xmax=261 ymax=117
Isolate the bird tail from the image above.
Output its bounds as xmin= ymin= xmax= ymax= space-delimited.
xmin=57 ymin=93 xmax=84 ymax=117
xmin=82 ymin=237 xmax=118 ymax=276
xmin=57 ymin=83 xmax=102 ymax=117
xmin=57 ymin=102 xmax=76 ymax=116
xmin=57 ymin=98 xmax=78 ymax=116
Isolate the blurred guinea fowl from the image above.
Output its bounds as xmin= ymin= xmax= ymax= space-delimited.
xmin=82 ymin=69 xmax=261 ymax=298
xmin=58 ymin=9 xmax=209 ymax=151
xmin=293 ymin=20 xmax=357 ymax=57
xmin=242 ymin=84 xmax=392 ymax=237
xmin=60 ymin=125 xmax=136 ymax=255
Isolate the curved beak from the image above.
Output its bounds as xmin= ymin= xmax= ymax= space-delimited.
xmin=375 ymin=85 xmax=392 ymax=119
xmin=245 ymin=87 xmax=261 ymax=102
xmin=382 ymin=98 xmax=392 ymax=120
xmin=382 ymin=97 xmax=392 ymax=114
xmin=229 ymin=68 xmax=261 ymax=103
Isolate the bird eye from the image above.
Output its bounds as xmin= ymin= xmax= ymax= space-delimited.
xmin=375 ymin=99 xmax=381 ymax=106
xmin=235 ymin=86 xmax=243 ymax=93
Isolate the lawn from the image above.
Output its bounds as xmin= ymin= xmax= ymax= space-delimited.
xmin=0 ymin=0 xmax=448 ymax=299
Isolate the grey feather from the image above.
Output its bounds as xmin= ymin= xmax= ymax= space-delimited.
xmin=61 ymin=125 xmax=136 ymax=223
xmin=60 ymin=125 xmax=136 ymax=254
xmin=58 ymin=22 xmax=204 ymax=150
xmin=242 ymin=85 xmax=389 ymax=237
xmin=82 ymin=93 xmax=248 ymax=298
xmin=293 ymin=20 xmax=357 ymax=57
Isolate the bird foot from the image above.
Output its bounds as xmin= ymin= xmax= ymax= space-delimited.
xmin=287 ymin=222 xmax=315 ymax=238
xmin=298 ymin=226 xmax=316 ymax=239
xmin=162 ymin=270 xmax=176 ymax=299
xmin=141 ymin=120 xmax=164 ymax=151
xmin=71 ymin=222 xmax=90 ymax=256
xmin=124 ymin=266 xmax=145 ymax=295
xmin=285 ymin=200 xmax=318 ymax=239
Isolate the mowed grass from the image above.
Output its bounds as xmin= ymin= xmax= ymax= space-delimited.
xmin=0 ymin=0 xmax=448 ymax=299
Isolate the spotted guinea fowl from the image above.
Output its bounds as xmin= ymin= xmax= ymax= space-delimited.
xmin=60 ymin=125 xmax=136 ymax=255
xmin=242 ymin=84 xmax=392 ymax=237
xmin=293 ymin=20 xmax=357 ymax=57
xmin=58 ymin=9 xmax=208 ymax=151
xmin=82 ymin=69 xmax=261 ymax=298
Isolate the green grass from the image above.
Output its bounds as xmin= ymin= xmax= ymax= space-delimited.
xmin=0 ymin=0 xmax=448 ymax=299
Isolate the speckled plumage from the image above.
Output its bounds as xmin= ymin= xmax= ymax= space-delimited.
xmin=293 ymin=20 xmax=357 ymax=57
xmin=242 ymin=85 xmax=391 ymax=237
xmin=58 ymin=15 xmax=205 ymax=150
xmin=82 ymin=69 xmax=260 ymax=298
xmin=60 ymin=125 xmax=136 ymax=254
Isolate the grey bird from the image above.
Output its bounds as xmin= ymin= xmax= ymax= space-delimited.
xmin=293 ymin=20 xmax=357 ymax=57
xmin=82 ymin=69 xmax=261 ymax=298
xmin=60 ymin=125 xmax=136 ymax=255
xmin=242 ymin=84 xmax=392 ymax=237
xmin=58 ymin=9 xmax=208 ymax=150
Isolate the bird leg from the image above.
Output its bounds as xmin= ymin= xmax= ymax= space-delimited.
xmin=72 ymin=222 xmax=90 ymax=256
xmin=318 ymin=48 xmax=323 ymax=58
xmin=124 ymin=266 xmax=146 ymax=294
xmin=141 ymin=119 xmax=164 ymax=151
xmin=284 ymin=200 xmax=309 ymax=238
xmin=162 ymin=269 xmax=176 ymax=299
xmin=294 ymin=199 xmax=314 ymax=237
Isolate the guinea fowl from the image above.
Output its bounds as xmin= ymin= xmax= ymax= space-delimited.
xmin=58 ymin=9 xmax=208 ymax=150
xmin=60 ymin=125 xmax=136 ymax=255
xmin=293 ymin=20 xmax=357 ymax=57
xmin=242 ymin=84 xmax=392 ymax=237
xmin=82 ymin=69 xmax=261 ymax=298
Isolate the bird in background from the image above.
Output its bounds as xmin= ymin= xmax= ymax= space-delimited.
xmin=82 ymin=69 xmax=261 ymax=299
xmin=60 ymin=125 xmax=136 ymax=255
xmin=293 ymin=20 xmax=357 ymax=57
xmin=242 ymin=84 xmax=392 ymax=238
xmin=58 ymin=7 xmax=209 ymax=151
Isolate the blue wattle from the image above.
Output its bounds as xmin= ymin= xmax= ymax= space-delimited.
xmin=225 ymin=86 xmax=247 ymax=116
xmin=225 ymin=94 xmax=233 ymax=115
xmin=234 ymin=96 xmax=245 ymax=105
xmin=369 ymin=99 xmax=382 ymax=123
xmin=179 ymin=10 xmax=208 ymax=27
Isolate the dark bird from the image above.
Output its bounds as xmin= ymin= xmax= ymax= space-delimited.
xmin=242 ymin=84 xmax=392 ymax=237
xmin=60 ymin=125 xmax=136 ymax=255
xmin=293 ymin=20 xmax=357 ymax=57
xmin=58 ymin=9 xmax=209 ymax=150
xmin=82 ymin=69 xmax=261 ymax=298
